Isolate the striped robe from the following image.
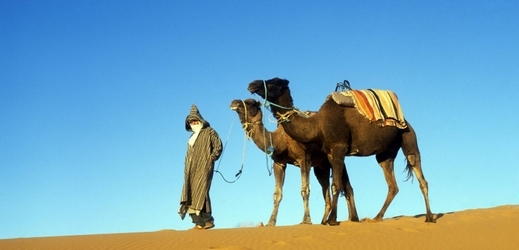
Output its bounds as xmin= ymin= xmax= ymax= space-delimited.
xmin=180 ymin=127 xmax=222 ymax=213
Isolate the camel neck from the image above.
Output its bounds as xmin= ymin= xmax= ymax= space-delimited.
xmin=242 ymin=120 xmax=273 ymax=153
xmin=269 ymin=106 xmax=317 ymax=144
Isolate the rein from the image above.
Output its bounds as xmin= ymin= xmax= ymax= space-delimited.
xmin=261 ymin=80 xmax=294 ymax=111
xmin=214 ymin=115 xmax=244 ymax=183
xmin=260 ymin=80 xmax=301 ymax=124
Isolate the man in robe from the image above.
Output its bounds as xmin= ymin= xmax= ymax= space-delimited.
xmin=179 ymin=104 xmax=222 ymax=230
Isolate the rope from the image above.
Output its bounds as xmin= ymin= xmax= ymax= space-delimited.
xmin=213 ymin=115 xmax=244 ymax=183
xmin=275 ymin=110 xmax=297 ymax=123
xmin=261 ymin=119 xmax=274 ymax=176
xmin=335 ymin=79 xmax=352 ymax=92
xmin=261 ymin=80 xmax=294 ymax=111
xmin=240 ymin=99 xmax=273 ymax=176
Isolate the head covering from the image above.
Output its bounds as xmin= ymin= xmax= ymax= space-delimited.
xmin=185 ymin=104 xmax=210 ymax=132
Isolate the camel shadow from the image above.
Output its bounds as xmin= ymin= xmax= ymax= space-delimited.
xmin=391 ymin=212 xmax=451 ymax=221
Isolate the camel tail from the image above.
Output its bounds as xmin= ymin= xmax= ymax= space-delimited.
xmin=401 ymin=122 xmax=419 ymax=182
xmin=404 ymin=158 xmax=414 ymax=182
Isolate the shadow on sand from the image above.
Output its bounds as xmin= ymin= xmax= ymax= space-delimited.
xmin=391 ymin=212 xmax=452 ymax=221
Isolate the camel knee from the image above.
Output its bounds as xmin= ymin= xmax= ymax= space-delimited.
xmin=389 ymin=186 xmax=399 ymax=196
xmin=331 ymin=184 xmax=340 ymax=196
xmin=406 ymin=154 xmax=416 ymax=166
xmin=419 ymin=181 xmax=429 ymax=193
xmin=273 ymin=191 xmax=282 ymax=203
xmin=344 ymin=184 xmax=354 ymax=197
xmin=301 ymin=189 xmax=310 ymax=199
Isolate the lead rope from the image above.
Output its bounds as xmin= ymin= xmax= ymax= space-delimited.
xmin=214 ymin=115 xmax=245 ymax=183
xmin=262 ymin=115 xmax=274 ymax=176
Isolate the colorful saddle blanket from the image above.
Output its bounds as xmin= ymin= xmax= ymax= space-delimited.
xmin=338 ymin=89 xmax=407 ymax=129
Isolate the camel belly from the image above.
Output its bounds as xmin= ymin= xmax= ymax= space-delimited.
xmin=348 ymin=133 xmax=401 ymax=156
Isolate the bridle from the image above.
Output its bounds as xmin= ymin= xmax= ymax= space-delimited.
xmin=239 ymin=100 xmax=262 ymax=139
xmin=239 ymin=100 xmax=274 ymax=157
xmin=242 ymin=120 xmax=262 ymax=140
xmin=258 ymin=80 xmax=308 ymax=123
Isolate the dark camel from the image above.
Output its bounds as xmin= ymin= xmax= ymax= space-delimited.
xmin=230 ymin=99 xmax=358 ymax=225
xmin=248 ymin=77 xmax=435 ymax=225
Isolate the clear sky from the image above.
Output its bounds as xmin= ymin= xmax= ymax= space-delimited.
xmin=1 ymin=0 xmax=518 ymax=239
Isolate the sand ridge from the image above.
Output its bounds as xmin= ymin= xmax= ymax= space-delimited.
xmin=1 ymin=205 xmax=518 ymax=250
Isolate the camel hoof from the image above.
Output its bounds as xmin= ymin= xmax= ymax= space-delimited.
xmin=425 ymin=217 xmax=437 ymax=223
xmin=300 ymin=221 xmax=312 ymax=225
xmin=372 ymin=216 xmax=384 ymax=222
xmin=327 ymin=220 xmax=340 ymax=226
xmin=361 ymin=218 xmax=381 ymax=223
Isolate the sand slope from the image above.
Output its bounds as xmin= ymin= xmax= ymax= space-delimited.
xmin=2 ymin=205 xmax=518 ymax=250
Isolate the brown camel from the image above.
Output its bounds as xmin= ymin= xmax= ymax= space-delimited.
xmin=248 ymin=77 xmax=435 ymax=225
xmin=230 ymin=98 xmax=359 ymax=225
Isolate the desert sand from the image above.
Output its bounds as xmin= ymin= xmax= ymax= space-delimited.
xmin=1 ymin=205 xmax=518 ymax=250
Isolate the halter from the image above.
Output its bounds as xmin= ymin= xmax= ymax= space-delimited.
xmin=237 ymin=100 xmax=275 ymax=175
xmin=263 ymin=80 xmax=309 ymax=124
xmin=239 ymin=100 xmax=275 ymax=157
xmin=239 ymin=99 xmax=258 ymax=139
xmin=261 ymin=80 xmax=294 ymax=110
xmin=259 ymin=80 xmax=303 ymax=124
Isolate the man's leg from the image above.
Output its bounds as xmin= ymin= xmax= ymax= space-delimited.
xmin=199 ymin=204 xmax=214 ymax=229
xmin=189 ymin=213 xmax=205 ymax=227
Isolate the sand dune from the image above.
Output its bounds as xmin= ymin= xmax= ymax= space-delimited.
xmin=2 ymin=205 xmax=518 ymax=250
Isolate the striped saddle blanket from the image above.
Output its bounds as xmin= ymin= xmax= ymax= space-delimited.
xmin=332 ymin=89 xmax=407 ymax=129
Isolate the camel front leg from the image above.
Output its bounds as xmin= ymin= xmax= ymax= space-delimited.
xmin=299 ymin=154 xmax=312 ymax=224
xmin=267 ymin=162 xmax=286 ymax=226
xmin=327 ymin=145 xmax=347 ymax=226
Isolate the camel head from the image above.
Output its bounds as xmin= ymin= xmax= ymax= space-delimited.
xmin=247 ymin=77 xmax=291 ymax=105
xmin=230 ymin=98 xmax=263 ymax=126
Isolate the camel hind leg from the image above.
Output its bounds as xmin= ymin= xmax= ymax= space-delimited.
xmin=313 ymin=165 xmax=331 ymax=225
xmin=340 ymin=164 xmax=359 ymax=222
xmin=326 ymin=144 xmax=348 ymax=226
xmin=406 ymin=153 xmax=435 ymax=222
xmin=374 ymin=153 xmax=399 ymax=221
xmin=401 ymin=123 xmax=435 ymax=223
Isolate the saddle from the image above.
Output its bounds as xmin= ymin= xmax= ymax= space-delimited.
xmin=328 ymin=89 xmax=407 ymax=129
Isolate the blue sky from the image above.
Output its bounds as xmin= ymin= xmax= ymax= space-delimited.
xmin=1 ymin=0 xmax=518 ymax=239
